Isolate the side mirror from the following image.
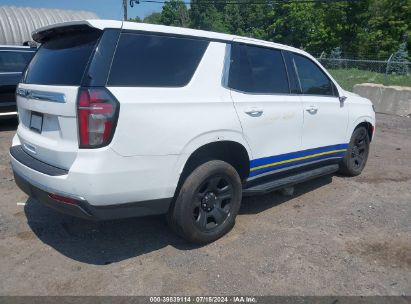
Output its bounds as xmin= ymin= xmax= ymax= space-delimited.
xmin=339 ymin=96 xmax=347 ymax=103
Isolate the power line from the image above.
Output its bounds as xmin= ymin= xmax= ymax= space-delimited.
xmin=137 ymin=0 xmax=361 ymax=4
xmin=126 ymin=0 xmax=361 ymax=21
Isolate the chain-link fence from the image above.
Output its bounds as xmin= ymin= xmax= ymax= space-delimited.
xmin=318 ymin=58 xmax=411 ymax=74
xmin=314 ymin=55 xmax=411 ymax=91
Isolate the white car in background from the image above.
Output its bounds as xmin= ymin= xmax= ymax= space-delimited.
xmin=10 ymin=20 xmax=375 ymax=244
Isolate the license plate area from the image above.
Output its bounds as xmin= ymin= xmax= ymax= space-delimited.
xmin=30 ymin=112 xmax=43 ymax=133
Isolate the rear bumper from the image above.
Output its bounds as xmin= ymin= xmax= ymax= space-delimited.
xmin=10 ymin=145 xmax=68 ymax=176
xmin=13 ymin=169 xmax=172 ymax=220
xmin=10 ymin=133 xmax=180 ymax=205
xmin=10 ymin=141 xmax=177 ymax=220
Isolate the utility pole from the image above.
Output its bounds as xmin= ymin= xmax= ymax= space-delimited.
xmin=123 ymin=0 xmax=127 ymax=21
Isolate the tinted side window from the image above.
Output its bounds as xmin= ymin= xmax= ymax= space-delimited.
xmin=283 ymin=51 xmax=300 ymax=94
xmin=0 ymin=51 xmax=34 ymax=72
xmin=229 ymin=44 xmax=289 ymax=94
xmin=108 ymin=33 xmax=209 ymax=87
xmin=292 ymin=54 xmax=335 ymax=96
xmin=24 ymin=30 xmax=101 ymax=85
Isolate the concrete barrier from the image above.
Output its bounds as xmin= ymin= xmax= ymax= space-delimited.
xmin=353 ymin=83 xmax=411 ymax=116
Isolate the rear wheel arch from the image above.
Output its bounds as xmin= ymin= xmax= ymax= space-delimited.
xmin=172 ymin=140 xmax=250 ymax=202
xmin=180 ymin=140 xmax=250 ymax=183
xmin=168 ymin=141 xmax=249 ymax=242
xmin=170 ymin=140 xmax=251 ymax=215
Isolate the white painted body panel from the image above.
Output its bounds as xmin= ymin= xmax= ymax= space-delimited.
xmin=11 ymin=135 xmax=180 ymax=205
xmin=344 ymin=91 xmax=376 ymax=141
xmin=16 ymin=83 xmax=79 ymax=169
xmin=301 ymin=95 xmax=349 ymax=149
xmin=11 ymin=40 xmax=249 ymax=206
xmin=10 ymin=20 xmax=375 ymax=210
xmin=231 ymin=90 xmax=303 ymax=158
xmin=107 ymin=42 xmax=247 ymax=158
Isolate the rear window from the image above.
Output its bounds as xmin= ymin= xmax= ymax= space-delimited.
xmin=24 ymin=30 xmax=101 ymax=85
xmin=0 ymin=50 xmax=34 ymax=73
xmin=108 ymin=33 xmax=209 ymax=87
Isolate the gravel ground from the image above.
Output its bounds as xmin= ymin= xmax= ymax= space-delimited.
xmin=0 ymin=113 xmax=410 ymax=296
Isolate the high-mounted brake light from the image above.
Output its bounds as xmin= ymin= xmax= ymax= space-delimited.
xmin=77 ymin=87 xmax=119 ymax=148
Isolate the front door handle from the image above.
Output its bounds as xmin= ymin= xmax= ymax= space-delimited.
xmin=305 ymin=106 xmax=318 ymax=114
xmin=245 ymin=108 xmax=264 ymax=117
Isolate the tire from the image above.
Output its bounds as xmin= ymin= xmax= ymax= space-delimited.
xmin=339 ymin=126 xmax=370 ymax=176
xmin=167 ymin=160 xmax=242 ymax=244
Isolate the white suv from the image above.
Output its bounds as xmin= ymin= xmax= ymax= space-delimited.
xmin=10 ymin=20 xmax=375 ymax=244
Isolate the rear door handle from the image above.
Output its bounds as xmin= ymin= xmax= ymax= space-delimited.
xmin=305 ymin=106 xmax=318 ymax=114
xmin=245 ymin=108 xmax=264 ymax=117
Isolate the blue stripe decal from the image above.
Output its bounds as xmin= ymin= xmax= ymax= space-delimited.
xmin=249 ymin=151 xmax=345 ymax=177
xmin=249 ymin=143 xmax=348 ymax=177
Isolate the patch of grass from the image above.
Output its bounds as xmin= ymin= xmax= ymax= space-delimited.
xmin=327 ymin=68 xmax=411 ymax=91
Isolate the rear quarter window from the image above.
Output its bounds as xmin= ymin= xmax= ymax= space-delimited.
xmin=24 ymin=30 xmax=101 ymax=86
xmin=107 ymin=33 xmax=209 ymax=87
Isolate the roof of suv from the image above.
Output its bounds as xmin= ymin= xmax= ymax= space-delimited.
xmin=32 ymin=19 xmax=307 ymax=57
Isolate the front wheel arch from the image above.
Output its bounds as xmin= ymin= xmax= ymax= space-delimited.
xmin=347 ymin=115 xmax=375 ymax=144
xmin=354 ymin=121 xmax=374 ymax=142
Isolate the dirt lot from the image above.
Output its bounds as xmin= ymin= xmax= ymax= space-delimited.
xmin=0 ymin=113 xmax=410 ymax=296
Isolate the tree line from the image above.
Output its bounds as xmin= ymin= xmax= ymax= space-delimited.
xmin=129 ymin=0 xmax=410 ymax=60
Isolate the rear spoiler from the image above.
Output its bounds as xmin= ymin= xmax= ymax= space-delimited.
xmin=32 ymin=20 xmax=122 ymax=43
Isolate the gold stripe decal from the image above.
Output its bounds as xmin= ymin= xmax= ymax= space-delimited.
xmin=250 ymin=149 xmax=347 ymax=172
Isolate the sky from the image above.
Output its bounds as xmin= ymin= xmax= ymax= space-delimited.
xmin=0 ymin=0 xmax=164 ymax=20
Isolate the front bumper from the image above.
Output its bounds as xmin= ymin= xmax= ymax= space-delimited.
xmin=13 ymin=169 xmax=172 ymax=220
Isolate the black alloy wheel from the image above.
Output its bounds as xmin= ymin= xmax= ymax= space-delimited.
xmin=339 ymin=126 xmax=370 ymax=176
xmin=167 ymin=160 xmax=242 ymax=244
xmin=350 ymin=127 xmax=368 ymax=170
xmin=193 ymin=175 xmax=233 ymax=231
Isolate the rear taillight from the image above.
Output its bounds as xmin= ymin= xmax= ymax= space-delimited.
xmin=77 ymin=87 xmax=119 ymax=148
